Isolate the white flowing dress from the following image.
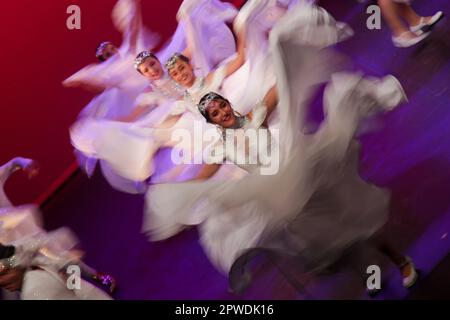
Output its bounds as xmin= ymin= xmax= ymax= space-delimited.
xmin=121 ymin=0 xmax=304 ymax=184
xmin=68 ymin=0 xmax=239 ymax=191
xmin=0 ymin=159 xmax=111 ymax=300
xmin=0 ymin=206 xmax=112 ymax=300
xmin=142 ymin=2 xmax=406 ymax=274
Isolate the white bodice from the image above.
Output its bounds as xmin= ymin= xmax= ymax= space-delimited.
xmin=183 ymin=65 xmax=228 ymax=115
xmin=208 ymin=104 xmax=275 ymax=175
xmin=152 ymin=74 xmax=185 ymax=99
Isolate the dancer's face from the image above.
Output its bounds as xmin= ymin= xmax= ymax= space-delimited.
xmin=100 ymin=44 xmax=118 ymax=61
xmin=168 ymin=60 xmax=195 ymax=88
xmin=138 ymin=57 xmax=164 ymax=80
xmin=205 ymin=99 xmax=237 ymax=128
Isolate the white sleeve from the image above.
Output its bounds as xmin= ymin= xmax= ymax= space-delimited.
xmin=0 ymin=206 xmax=79 ymax=271
xmin=7 ymin=230 xmax=80 ymax=272
xmin=205 ymin=140 xmax=226 ymax=165
xmin=208 ymin=65 xmax=227 ymax=92
xmin=135 ymin=90 xmax=164 ymax=108
xmin=249 ymin=103 xmax=268 ymax=129
xmin=62 ymin=63 xmax=113 ymax=89
xmin=170 ymin=100 xmax=188 ymax=116
xmin=0 ymin=158 xmax=33 ymax=185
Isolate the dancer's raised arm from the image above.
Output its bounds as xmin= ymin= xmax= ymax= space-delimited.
xmin=126 ymin=0 xmax=142 ymax=54
xmin=111 ymin=0 xmax=146 ymax=54
xmin=205 ymin=23 xmax=246 ymax=84
xmin=247 ymin=85 xmax=278 ymax=127
xmin=0 ymin=157 xmax=38 ymax=184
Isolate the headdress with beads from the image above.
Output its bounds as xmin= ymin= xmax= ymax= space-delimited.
xmin=165 ymin=52 xmax=190 ymax=71
xmin=134 ymin=50 xmax=157 ymax=70
xmin=198 ymin=92 xmax=228 ymax=118
xmin=95 ymin=41 xmax=112 ymax=60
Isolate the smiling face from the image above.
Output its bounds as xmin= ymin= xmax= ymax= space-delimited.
xmin=138 ymin=57 xmax=164 ymax=81
xmin=168 ymin=59 xmax=196 ymax=88
xmin=205 ymin=99 xmax=237 ymax=128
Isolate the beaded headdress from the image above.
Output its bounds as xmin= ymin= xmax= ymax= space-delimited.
xmin=198 ymin=92 xmax=227 ymax=117
xmin=95 ymin=41 xmax=112 ymax=60
xmin=134 ymin=50 xmax=157 ymax=70
xmin=165 ymin=52 xmax=189 ymax=71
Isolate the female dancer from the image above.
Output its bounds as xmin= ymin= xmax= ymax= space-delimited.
xmin=143 ymin=2 xmax=418 ymax=293
xmin=0 ymin=209 xmax=114 ymax=300
xmin=165 ymin=0 xmax=330 ymax=113
xmin=131 ymin=0 xmax=241 ymax=113
xmin=163 ymin=0 xmax=336 ymax=145
xmin=64 ymin=0 xmax=158 ymax=187
xmin=68 ymin=0 xmax=240 ymax=188
xmin=0 ymin=158 xmax=115 ymax=299
xmin=164 ymin=0 xmax=284 ymax=116
xmin=113 ymin=0 xmax=282 ymax=183
xmin=148 ymin=0 xmax=294 ymax=178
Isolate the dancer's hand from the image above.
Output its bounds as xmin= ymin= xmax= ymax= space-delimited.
xmin=8 ymin=157 xmax=39 ymax=179
xmin=24 ymin=160 xmax=39 ymax=179
xmin=0 ymin=261 xmax=7 ymax=273
xmin=262 ymin=85 xmax=278 ymax=125
xmin=0 ymin=266 xmax=25 ymax=292
xmin=177 ymin=0 xmax=198 ymax=21
xmin=206 ymin=21 xmax=246 ymax=85
xmin=63 ymin=79 xmax=105 ymax=94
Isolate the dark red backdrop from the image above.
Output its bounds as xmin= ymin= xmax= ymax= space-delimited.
xmin=0 ymin=0 xmax=241 ymax=205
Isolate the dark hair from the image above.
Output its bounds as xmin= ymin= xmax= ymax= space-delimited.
xmin=176 ymin=53 xmax=190 ymax=64
xmin=0 ymin=243 xmax=15 ymax=259
xmin=134 ymin=51 xmax=159 ymax=74
xmin=165 ymin=52 xmax=191 ymax=71
xmin=198 ymin=92 xmax=229 ymax=123
xmin=95 ymin=41 xmax=112 ymax=62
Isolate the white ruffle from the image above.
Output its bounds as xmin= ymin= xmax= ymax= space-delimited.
xmin=143 ymin=3 xmax=403 ymax=275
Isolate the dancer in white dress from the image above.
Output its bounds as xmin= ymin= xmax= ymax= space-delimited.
xmin=163 ymin=0 xmax=336 ymax=155
xmin=165 ymin=0 xmax=328 ymax=115
xmin=164 ymin=0 xmax=293 ymax=116
xmin=68 ymin=0 xmax=240 ymax=189
xmin=131 ymin=0 xmax=288 ymax=183
xmin=64 ymin=0 xmax=159 ymax=193
xmin=143 ymin=2 xmax=419 ymax=293
xmin=69 ymin=0 xmax=302 ymax=187
xmin=147 ymin=0 xmax=294 ymax=182
xmin=64 ymin=0 xmax=159 ymax=121
xmin=0 ymin=158 xmax=114 ymax=300
xmin=129 ymin=0 xmax=240 ymax=122
xmin=0 ymin=158 xmax=36 ymax=300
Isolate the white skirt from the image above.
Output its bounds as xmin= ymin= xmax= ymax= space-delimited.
xmin=68 ymin=0 xmax=240 ymax=191
xmin=21 ymin=269 xmax=112 ymax=300
xmin=143 ymin=2 xmax=405 ymax=274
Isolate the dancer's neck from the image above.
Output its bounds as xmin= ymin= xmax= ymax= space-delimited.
xmin=186 ymin=76 xmax=202 ymax=91
xmin=185 ymin=76 xmax=196 ymax=89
